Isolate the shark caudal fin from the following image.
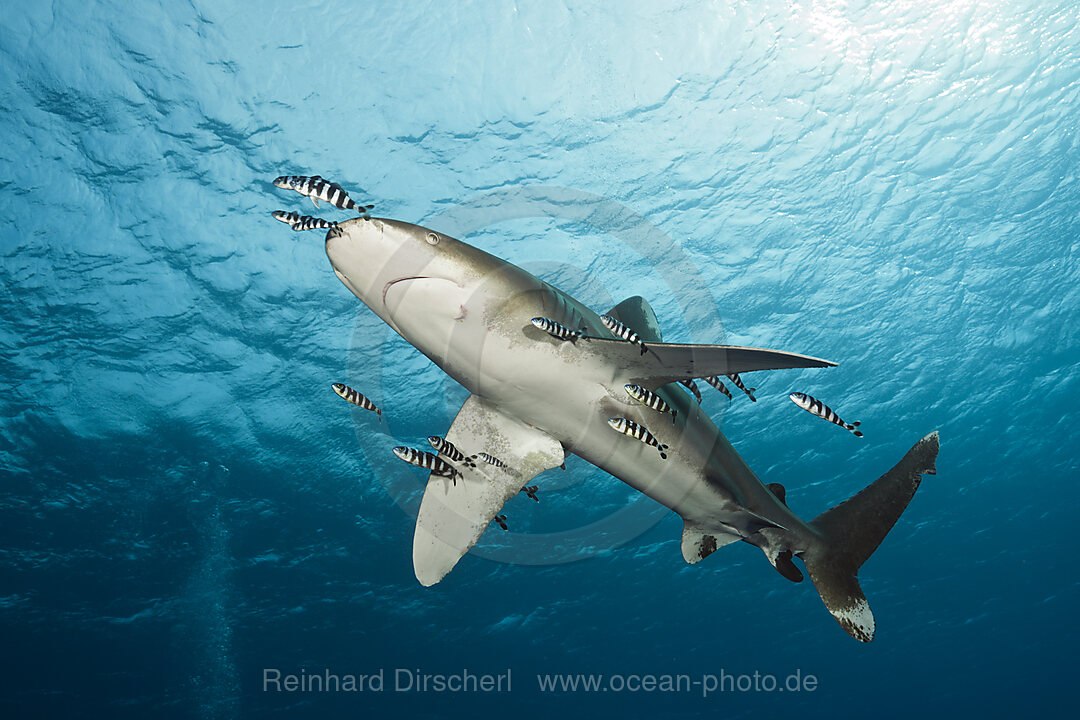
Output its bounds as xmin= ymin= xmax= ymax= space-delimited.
xmin=802 ymin=431 xmax=939 ymax=642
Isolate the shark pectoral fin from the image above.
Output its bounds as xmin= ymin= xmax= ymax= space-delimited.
xmin=582 ymin=339 xmax=836 ymax=386
xmin=413 ymin=395 xmax=564 ymax=587
xmin=680 ymin=521 xmax=741 ymax=564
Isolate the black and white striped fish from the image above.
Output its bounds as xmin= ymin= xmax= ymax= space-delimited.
xmin=273 ymin=174 xmax=314 ymax=189
xmin=703 ymin=375 xmax=733 ymax=400
xmin=272 ymin=211 xmax=339 ymax=232
xmin=599 ymin=314 xmax=647 ymax=355
xmin=331 ymin=382 xmax=381 ymax=421
xmin=531 ymin=317 xmax=584 ymax=342
xmin=789 ymin=393 xmax=863 ymax=437
xmin=392 ymin=446 xmax=463 ymax=483
xmin=476 ymin=452 xmax=507 ymax=469
xmin=272 ymin=210 xmax=303 ymax=228
xmin=726 ymin=373 xmax=757 ymax=402
xmin=607 ymin=417 xmax=668 ymax=460
xmin=624 ymin=384 xmax=677 ymax=425
xmin=493 ymin=514 xmax=508 ymax=531
xmin=427 ymin=435 xmax=476 ymax=468
xmin=679 ymin=379 xmax=703 ymax=404
xmin=521 ymin=485 xmax=539 ymax=502
xmin=273 ymin=174 xmax=374 ymax=216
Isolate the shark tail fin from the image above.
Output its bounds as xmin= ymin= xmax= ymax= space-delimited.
xmin=801 ymin=431 xmax=939 ymax=642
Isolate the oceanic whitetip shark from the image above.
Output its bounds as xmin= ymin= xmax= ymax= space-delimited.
xmin=323 ymin=217 xmax=939 ymax=642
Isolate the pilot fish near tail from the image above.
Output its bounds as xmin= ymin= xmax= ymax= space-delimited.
xmin=789 ymin=392 xmax=863 ymax=437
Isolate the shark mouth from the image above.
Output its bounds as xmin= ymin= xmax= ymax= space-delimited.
xmin=382 ymin=275 xmax=430 ymax=306
xmin=381 ymin=275 xmax=467 ymax=312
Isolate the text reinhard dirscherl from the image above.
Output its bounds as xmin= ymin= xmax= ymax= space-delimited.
xmin=263 ymin=668 xmax=511 ymax=694
xmin=262 ymin=668 xmax=819 ymax=697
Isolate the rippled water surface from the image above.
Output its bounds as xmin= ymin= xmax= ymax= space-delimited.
xmin=2 ymin=1 xmax=1077 ymax=718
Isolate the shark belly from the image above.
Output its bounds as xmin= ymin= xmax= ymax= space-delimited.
xmin=443 ymin=322 xmax=791 ymax=541
xmin=370 ymin=259 xmax=814 ymax=546
xmin=401 ymin=278 xmax=811 ymax=541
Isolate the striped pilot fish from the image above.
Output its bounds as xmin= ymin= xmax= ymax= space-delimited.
xmin=607 ymin=417 xmax=669 ymax=460
xmin=428 ymin=435 xmax=476 ymax=468
xmin=624 ymin=384 xmax=677 ymax=425
xmin=702 ymin=375 xmax=732 ymax=400
xmin=392 ymin=446 xmax=463 ymax=483
xmin=331 ymin=382 xmax=382 ymax=421
xmin=726 ymin=373 xmax=757 ymax=402
xmin=272 ymin=211 xmax=339 ymax=232
xmin=520 ymin=485 xmax=539 ymax=502
xmin=789 ymin=392 xmax=863 ymax=437
xmin=679 ymin=379 xmax=703 ymax=404
xmin=273 ymin=174 xmax=374 ymax=216
xmin=530 ymin=317 xmax=584 ymax=342
xmin=493 ymin=514 xmax=508 ymax=531
xmin=272 ymin=210 xmax=303 ymax=228
xmin=476 ymin=452 xmax=507 ymax=469
xmin=599 ymin=315 xmax=648 ymax=355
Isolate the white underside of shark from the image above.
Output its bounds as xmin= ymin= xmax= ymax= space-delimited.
xmin=322 ymin=217 xmax=939 ymax=642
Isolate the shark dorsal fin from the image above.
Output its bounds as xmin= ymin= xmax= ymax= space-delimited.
xmin=767 ymin=482 xmax=787 ymax=506
xmin=605 ymin=296 xmax=663 ymax=343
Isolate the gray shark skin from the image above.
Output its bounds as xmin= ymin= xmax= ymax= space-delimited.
xmin=324 ymin=217 xmax=940 ymax=642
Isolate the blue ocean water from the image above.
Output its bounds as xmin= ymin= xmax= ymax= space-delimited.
xmin=2 ymin=0 xmax=1077 ymax=717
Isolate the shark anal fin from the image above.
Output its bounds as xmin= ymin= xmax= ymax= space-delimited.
xmin=413 ymin=395 xmax=564 ymax=586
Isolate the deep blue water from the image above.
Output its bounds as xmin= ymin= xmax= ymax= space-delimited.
xmin=2 ymin=1 xmax=1078 ymax=718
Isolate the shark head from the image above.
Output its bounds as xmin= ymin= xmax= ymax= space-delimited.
xmin=325 ymin=218 xmax=513 ymax=367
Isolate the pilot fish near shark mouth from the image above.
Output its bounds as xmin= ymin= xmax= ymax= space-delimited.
xmin=316 ymin=213 xmax=940 ymax=643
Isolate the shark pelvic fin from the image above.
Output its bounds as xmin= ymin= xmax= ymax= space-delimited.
xmin=680 ymin=521 xmax=740 ymax=564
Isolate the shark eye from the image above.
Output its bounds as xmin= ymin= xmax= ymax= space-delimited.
xmin=426 ymin=232 xmax=440 ymax=245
